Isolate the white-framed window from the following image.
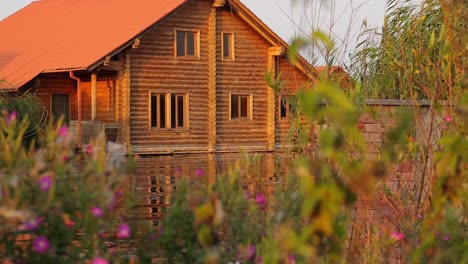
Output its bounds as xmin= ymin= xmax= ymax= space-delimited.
xmin=229 ymin=93 xmax=252 ymax=120
xmin=222 ymin=32 xmax=235 ymax=61
xmin=150 ymin=93 xmax=188 ymax=129
xmin=175 ymin=30 xmax=200 ymax=58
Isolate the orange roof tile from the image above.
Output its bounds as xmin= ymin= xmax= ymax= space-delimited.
xmin=0 ymin=0 xmax=187 ymax=90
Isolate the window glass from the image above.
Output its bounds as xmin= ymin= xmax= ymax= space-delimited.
xmin=187 ymin=33 xmax=195 ymax=56
xmin=177 ymin=95 xmax=184 ymax=127
xmin=159 ymin=95 xmax=166 ymax=128
xmin=176 ymin=31 xmax=197 ymax=57
xmin=240 ymin=96 xmax=248 ymax=117
xmin=151 ymin=95 xmax=157 ymax=127
xmin=171 ymin=94 xmax=176 ymax=128
xmin=231 ymin=95 xmax=238 ymax=119
xmin=223 ymin=34 xmax=230 ymax=58
xmin=230 ymin=94 xmax=251 ymax=120
xmin=280 ymin=97 xmax=288 ymax=118
xmin=151 ymin=93 xmax=187 ymax=129
xmin=176 ymin=31 xmax=185 ymax=56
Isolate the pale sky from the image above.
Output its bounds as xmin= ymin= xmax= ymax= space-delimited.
xmin=0 ymin=0 xmax=392 ymax=65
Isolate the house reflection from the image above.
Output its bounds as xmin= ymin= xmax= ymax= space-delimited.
xmin=134 ymin=153 xmax=278 ymax=226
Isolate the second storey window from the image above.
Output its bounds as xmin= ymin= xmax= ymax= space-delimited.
xmin=150 ymin=93 xmax=188 ymax=129
xmin=222 ymin=32 xmax=235 ymax=60
xmin=230 ymin=94 xmax=252 ymax=120
xmin=176 ymin=30 xmax=199 ymax=58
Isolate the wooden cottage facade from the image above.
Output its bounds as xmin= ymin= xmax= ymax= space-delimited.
xmin=0 ymin=0 xmax=312 ymax=154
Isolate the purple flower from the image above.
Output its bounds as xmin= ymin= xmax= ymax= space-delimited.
xmin=24 ymin=217 xmax=43 ymax=231
xmin=32 ymin=236 xmax=50 ymax=253
xmin=37 ymin=175 xmax=53 ymax=191
xmin=58 ymin=126 xmax=68 ymax=137
xmin=91 ymin=257 xmax=109 ymax=264
xmin=90 ymin=206 xmax=103 ymax=218
xmin=116 ymin=223 xmax=130 ymax=239
xmin=391 ymin=232 xmax=405 ymax=241
xmin=246 ymin=245 xmax=256 ymax=261
xmin=443 ymin=235 xmax=450 ymax=241
xmin=195 ymin=168 xmax=205 ymax=177
xmin=255 ymin=193 xmax=267 ymax=206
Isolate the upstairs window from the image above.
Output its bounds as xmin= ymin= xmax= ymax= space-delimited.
xmin=222 ymin=32 xmax=235 ymax=60
xmin=230 ymin=94 xmax=252 ymax=120
xmin=280 ymin=94 xmax=296 ymax=119
xmin=176 ymin=30 xmax=199 ymax=58
xmin=150 ymin=93 xmax=188 ymax=129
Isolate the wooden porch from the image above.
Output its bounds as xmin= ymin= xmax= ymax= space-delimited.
xmin=69 ymin=121 xmax=121 ymax=146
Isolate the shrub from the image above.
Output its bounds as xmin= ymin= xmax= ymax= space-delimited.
xmin=0 ymin=111 xmax=136 ymax=263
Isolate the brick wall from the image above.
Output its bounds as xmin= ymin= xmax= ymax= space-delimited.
xmin=347 ymin=99 xmax=440 ymax=262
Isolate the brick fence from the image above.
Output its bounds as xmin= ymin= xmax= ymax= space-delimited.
xmin=347 ymin=99 xmax=444 ymax=263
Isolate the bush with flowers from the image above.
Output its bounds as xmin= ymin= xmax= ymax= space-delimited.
xmin=0 ymin=112 xmax=136 ymax=264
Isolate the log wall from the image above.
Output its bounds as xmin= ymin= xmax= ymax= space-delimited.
xmin=214 ymin=6 xmax=270 ymax=150
xmin=275 ymin=56 xmax=310 ymax=146
xmin=32 ymin=72 xmax=78 ymax=121
xmin=129 ymin=0 xmax=211 ymax=152
xmin=81 ymin=79 xmax=116 ymax=122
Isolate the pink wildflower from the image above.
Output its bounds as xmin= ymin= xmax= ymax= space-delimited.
xmin=58 ymin=126 xmax=68 ymax=137
xmin=24 ymin=217 xmax=43 ymax=231
xmin=37 ymin=175 xmax=53 ymax=191
xmin=85 ymin=145 xmax=93 ymax=155
xmin=195 ymin=168 xmax=205 ymax=177
xmin=246 ymin=245 xmax=256 ymax=261
xmin=255 ymin=193 xmax=267 ymax=207
xmin=443 ymin=235 xmax=450 ymax=241
xmin=90 ymin=206 xmax=103 ymax=218
xmin=91 ymin=257 xmax=109 ymax=264
xmin=32 ymin=236 xmax=50 ymax=253
xmin=391 ymin=232 xmax=405 ymax=241
xmin=444 ymin=115 xmax=453 ymax=123
xmin=7 ymin=111 xmax=17 ymax=124
xmin=62 ymin=214 xmax=75 ymax=229
xmin=116 ymin=223 xmax=131 ymax=239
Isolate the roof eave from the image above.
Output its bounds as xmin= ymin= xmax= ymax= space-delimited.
xmin=88 ymin=0 xmax=190 ymax=72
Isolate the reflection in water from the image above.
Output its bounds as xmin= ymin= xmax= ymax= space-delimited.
xmin=134 ymin=153 xmax=278 ymax=226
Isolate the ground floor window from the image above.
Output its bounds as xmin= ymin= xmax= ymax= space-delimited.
xmin=230 ymin=94 xmax=252 ymax=120
xmin=150 ymin=93 xmax=188 ymax=129
xmin=279 ymin=94 xmax=296 ymax=119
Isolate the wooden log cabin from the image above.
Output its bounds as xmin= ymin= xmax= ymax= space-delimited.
xmin=0 ymin=0 xmax=315 ymax=154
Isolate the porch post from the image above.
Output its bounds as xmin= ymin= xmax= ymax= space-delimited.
xmin=91 ymin=73 xmax=97 ymax=121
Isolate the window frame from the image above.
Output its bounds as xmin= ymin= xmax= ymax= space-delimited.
xmin=229 ymin=93 xmax=253 ymax=121
xmin=221 ymin=32 xmax=235 ymax=61
xmin=149 ymin=92 xmax=189 ymax=130
xmin=279 ymin=94 xmax=296 ymax=119
xmin=174 ymin=29 xmax=200 ymax=59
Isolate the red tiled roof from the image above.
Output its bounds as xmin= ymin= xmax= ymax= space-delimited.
xmin=0 ymin=0 xmax=187 ymax=90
